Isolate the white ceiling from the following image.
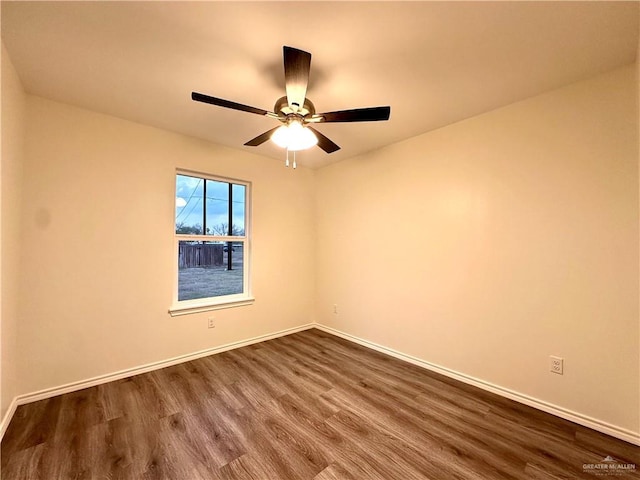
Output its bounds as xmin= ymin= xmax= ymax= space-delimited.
xmin=2 ymin=1 xmax=638 ymax=169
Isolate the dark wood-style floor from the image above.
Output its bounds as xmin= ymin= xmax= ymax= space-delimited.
xmin=2 ymin=329 xmax=638 ymax=479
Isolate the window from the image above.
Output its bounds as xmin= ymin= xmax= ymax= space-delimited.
xmin=170 ymin=171 xmax=252 ymax=315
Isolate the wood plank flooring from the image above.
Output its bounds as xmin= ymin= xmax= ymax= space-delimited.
xmin=2 ymin=328 xmax=638 ymax=479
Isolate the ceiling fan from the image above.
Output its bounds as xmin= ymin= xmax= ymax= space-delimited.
xmin=192 ymin=46 xmax=391 ymax=156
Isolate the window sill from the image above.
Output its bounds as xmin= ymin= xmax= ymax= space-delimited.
xmin=169 ymin=296 xmax=255 ymax=317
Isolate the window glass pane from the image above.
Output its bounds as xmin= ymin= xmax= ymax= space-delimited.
xmin=232 ymin=184 xmax=246 ymax=236
xmin=205 ymin=179 xmax=229 ymax=236
xmin=175 ymin=175 xmax=204 ymax=235
xmin=178 ymin=241 xmax=244 ymax=301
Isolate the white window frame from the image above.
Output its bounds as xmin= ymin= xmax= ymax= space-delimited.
xmin=169 ymin=170 xmax=253 ymax=316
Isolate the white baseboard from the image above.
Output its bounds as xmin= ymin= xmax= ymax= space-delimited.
xmin=0 ymin=323 xmax=315 ymax=441
xmin=0 ymin=396 xmax=18 ymax=441
xmin=314 ymin=323 xmax=640 ymax=446
xmin=3 ymin=321 xmax=638 ymax=447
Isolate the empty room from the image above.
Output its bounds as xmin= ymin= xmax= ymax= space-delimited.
xmin=1 ymin=1 xmax=639 ymax=479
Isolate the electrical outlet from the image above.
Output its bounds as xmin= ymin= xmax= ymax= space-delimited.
xmin=333 ymin=304 xmax=338 ymax=314
xmin=207 ymin=318 xmax=215 ymax=329
xmin=550 ymin=356 xmax=563 ymax=375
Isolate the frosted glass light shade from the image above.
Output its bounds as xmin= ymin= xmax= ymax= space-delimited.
xmin=271 ymin=121 xmax=318 ymax=151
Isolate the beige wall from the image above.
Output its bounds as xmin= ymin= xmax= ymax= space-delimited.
xmin=17 ymin=96 xmax=316 ymax=394
xmin=2 ymin=49 xmax=637 ymax=441
xmin=1 ymin=45 xmax=26 ymax=420
xmin=316 ymin=65 xmax=639 ymax=435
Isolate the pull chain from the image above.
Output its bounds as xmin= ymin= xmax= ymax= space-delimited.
xmin=284 ymin=149 xmax=298 ymax=169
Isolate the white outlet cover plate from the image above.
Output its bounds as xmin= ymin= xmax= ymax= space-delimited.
xmin=550 ymin=356 xmax=563 ymax=374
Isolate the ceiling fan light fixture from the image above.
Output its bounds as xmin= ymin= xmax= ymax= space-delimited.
xmin=271 ymin=120 xmax=318 ymax=151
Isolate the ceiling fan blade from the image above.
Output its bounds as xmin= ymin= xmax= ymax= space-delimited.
xmin=308 ymin=127 xmax=340 ymax=154
xmin=283 ymin=46 xmax=311 ymax=111
xmin=316 ymin=106 xmax=391 ymax=123
xmin=192 ymin=92 xmax=270 ymax=116
xmin=244 ymin=126 xmax=281 ymax=147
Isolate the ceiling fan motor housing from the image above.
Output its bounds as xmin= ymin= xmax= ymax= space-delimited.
xmin=274 ymin=96 xmax=316 ymax=119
